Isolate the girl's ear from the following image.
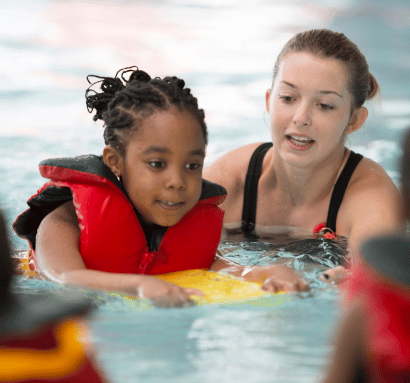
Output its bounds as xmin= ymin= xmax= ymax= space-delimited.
xmin=103 ymin=145 xmax=124 ymax=178
xmin=345 ymin=106 xmax=368 ymax=135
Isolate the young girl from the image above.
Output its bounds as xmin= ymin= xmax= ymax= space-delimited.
xmin=13 ymin=67 xmax=309 ymax=307
xmin=204 ymin=29 xmax=406 ymax=282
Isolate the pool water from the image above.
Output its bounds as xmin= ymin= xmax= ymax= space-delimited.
xmin=12 ymin=236 xmax=341 ymax=383
xmin=2 ymin=0 xmax=410 ymax=382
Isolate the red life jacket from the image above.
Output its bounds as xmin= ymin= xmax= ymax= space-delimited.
xmin=345 ymin=237 xmax=410 ymax=382
xmin=13 ymin=155 xmax=226 ymax=275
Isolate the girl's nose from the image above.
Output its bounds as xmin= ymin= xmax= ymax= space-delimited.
xmin=165 ymin=167 xmax=186 ymax=190
xmin=293 ymin=102 xmax=312 ymax=128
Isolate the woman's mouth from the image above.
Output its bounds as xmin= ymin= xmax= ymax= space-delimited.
xmin=286 ymin=135 xmax=315 ymax=150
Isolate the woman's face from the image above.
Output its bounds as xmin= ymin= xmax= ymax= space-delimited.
xmin=266 ymin=52 xmax=366 ymax=168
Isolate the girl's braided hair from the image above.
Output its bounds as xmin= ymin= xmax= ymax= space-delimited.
xmin=85 ymin=66 xmax=207 ymax=156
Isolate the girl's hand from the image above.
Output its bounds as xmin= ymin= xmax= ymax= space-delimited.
xmin=320 ymin=266 xmax=350 ymax=284
xmin=137 ymin=276 xmax=205 ymax=308
xmin=243 ymin=265 xmax=310 ymax=293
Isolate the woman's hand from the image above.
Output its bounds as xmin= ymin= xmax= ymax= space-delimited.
xmin=320 ymin=266 xmax=351 ymax=284
xmin=242 ymin=265 xmax=310 ymax=293
xmin=211 ymin=253 xmax=310 ymax=293
xmin=137 ymin=276 xmax=205 ymax=308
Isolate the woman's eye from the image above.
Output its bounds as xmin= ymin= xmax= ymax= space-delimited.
xmin=279 ymin=95 xmax=293 ymax=102
xmin=149 ymin=161 xmax=165 ymax=169
xmin=186 ymin=163 xmax=202 ymax=170
xmin=319 ymin=103 xmax=334 ymax=111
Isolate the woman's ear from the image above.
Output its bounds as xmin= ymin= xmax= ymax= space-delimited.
xmin=103 ymin=145 xmax=124 ymax=178
xmin=345 ymin=106 xmax=368 ymax=135
xmin=265 ymin=89 xmax=272 ymax=113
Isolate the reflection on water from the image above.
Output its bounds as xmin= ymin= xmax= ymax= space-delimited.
xmin=220 ymin=233 xmax=349 ymax=269
xmin=220 ymin=233 xmax=349 ymax=292
xmin=223 ymin=231 xmax=346 ymax=299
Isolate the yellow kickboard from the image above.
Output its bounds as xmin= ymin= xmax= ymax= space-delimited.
xmin=154 ymin=269 xmax=269 ymax=304
xmin=13 ymin=252 xmax=271 ymax=305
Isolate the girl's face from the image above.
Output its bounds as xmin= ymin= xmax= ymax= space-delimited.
xmin=266 ymin=52 xmax=367 ymax=168
xmin=105 ymin=109 xmax=206 ymax=227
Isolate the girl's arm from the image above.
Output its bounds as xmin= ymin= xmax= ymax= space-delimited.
xmin=210 ymin=253 xmax=310 ymax=292
xmin=35 ymin=201 xmax=203 ymax=307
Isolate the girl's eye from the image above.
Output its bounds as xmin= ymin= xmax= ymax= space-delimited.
xmin=186 ymin=163 xmax=202 ymax=171
xmin=149 ymin=161 xmax=165 ymax=169
xmin=319 ymin=103 xmax=334 ymax=111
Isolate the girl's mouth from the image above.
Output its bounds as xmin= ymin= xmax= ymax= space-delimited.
xmin=286 ymin=135 xmax=315 ymax=150
xmin=158 ymin=200 xmax=185 ymax=210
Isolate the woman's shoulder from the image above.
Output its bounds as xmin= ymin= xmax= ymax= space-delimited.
xmin=203 ymin=142 xmax=268 ymax=205
xmin=208 ymin=142 xmax=267 ymax=166
xmin=340 ymin=152 xmax=405 ymax=246
xmin=348 ymin=154 xmax=399 ymax=194
xmin=204 ymin=142 xmax=266 ymax=182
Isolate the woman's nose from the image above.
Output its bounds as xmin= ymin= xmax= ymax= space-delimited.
xmin=293 ymin=102 xmax=312 ymax=128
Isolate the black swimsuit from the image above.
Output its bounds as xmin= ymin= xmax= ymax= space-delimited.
xmin=241 ymin=142 xmax=363 ymax=236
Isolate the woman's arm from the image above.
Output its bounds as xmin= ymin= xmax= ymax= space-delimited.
xmin=322 ymin=160 xmax=406 ymax=284
xmin=344 ymin=158 xmax=406 ymax=254
xmin=347 ymin=189 xmax=405 ymax=255
xmin=35 ymin=201 xmax=203 ymax=307
xmin=210 ymin=253 xmax=310 ymax=292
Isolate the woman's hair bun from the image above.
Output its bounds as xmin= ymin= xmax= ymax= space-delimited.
xmin=367 ymin=73 xmax=379 ymax=100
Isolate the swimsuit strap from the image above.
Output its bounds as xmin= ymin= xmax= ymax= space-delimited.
xmin=241 ymin=142 xmax=273 ymax=235
xmin=241 ymin=145 xmax=362 ymax=236
xmin=325 ymin=150 xmax=363 ymax=232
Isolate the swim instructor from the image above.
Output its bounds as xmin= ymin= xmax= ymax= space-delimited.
xmin=204 ymin=29 xmax=405 ymax=280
